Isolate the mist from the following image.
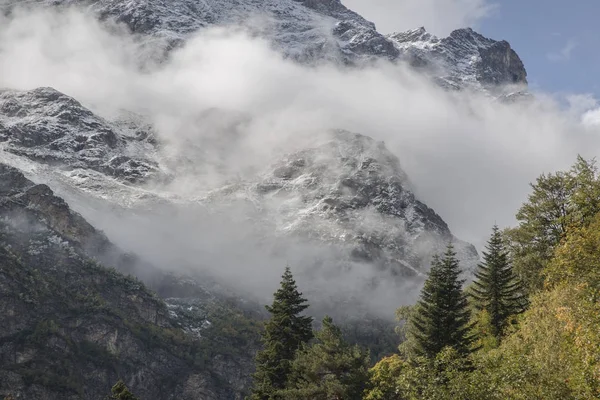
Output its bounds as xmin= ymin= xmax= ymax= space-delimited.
xmin=1 ymin=6 xmax=599 ymax=317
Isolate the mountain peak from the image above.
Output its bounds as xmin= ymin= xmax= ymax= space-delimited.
xmin=387 ymin=25 xmax=527 ymax=91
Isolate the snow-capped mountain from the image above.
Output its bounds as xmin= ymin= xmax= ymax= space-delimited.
xmin=0 ymin=0 xmax=530 ymax=320
xmin=202 ymin=130 xmax=477 ymax=277
xmin=388 ymin=27 xmax=527 ymax=93
xmin=0 ymin=87 xmax=161 ymax=183
xmin=0 ymin=86 xmax=477 ymax=281
xmin=0 ymin=0 xmax=531 ymax=397
xmin=4 ymin=0 xmax=527 ymax=92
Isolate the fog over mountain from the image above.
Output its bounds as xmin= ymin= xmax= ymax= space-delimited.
xmin=0 ymin=1 xmax=599 ymax=397
xmin=1 ymin=5 xmax=596 ymax=248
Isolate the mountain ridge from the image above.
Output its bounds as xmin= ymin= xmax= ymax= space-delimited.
xmin=0 ymin=0 xmax=534 ymax=398
xmin=2 ymin=0 xmax=527 ymax=92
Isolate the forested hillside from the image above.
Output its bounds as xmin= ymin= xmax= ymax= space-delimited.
xmin=247 ymin=156 xmax=600 ymax=400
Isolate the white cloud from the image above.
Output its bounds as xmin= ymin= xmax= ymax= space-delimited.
xmin=1 ymin=7 xmax=600 ymax=315
xmin=566 ymin=93 xmax=597 ymax=112
xmin=547 ymin=39 xmax=578 ymax=62
xmin=342 ymin=0 xmax=497 ymax=35
xmin=1 ymin=7 xmax=597 ymax=248
xmin=583 ymin=108 xmax=600 ymax=127
xmin=565 ymin=93 xmax=600 ymax=128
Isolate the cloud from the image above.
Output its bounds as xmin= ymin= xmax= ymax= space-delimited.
xmin=583 ymin=108 xmax=600 ymax=127
xmin=342 ymin=0 xmax=497 ymax=36
xmin=547 ymin=39 xmax=578 ymax=62
xmin=1 ymin=7 xmax=600 ymax=317
xmin=565 ymin=93 xmax=600 ymax=128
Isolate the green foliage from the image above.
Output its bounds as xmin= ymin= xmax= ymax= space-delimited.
xmin=281 ymin=316 xmax=370 ymax=400
xmin=469 ymin=308 xmax=499 ymax=352
xmin=471 ymin=225 xmax=527 ymax=338
xmin=546 ymin=213 xmax=600 ymax=299
xmin=340 ymin=317 xmax=399 ymax=363
xmin=364 ymin=354 xmax=406 ymax=400
xmin=195 ymin=305 xmax=262 ymax=364
xmin=402 ymin=244 xmax=474 ymax=359
xmin=506 ymin=156 xmax=600 ymax=292
xmin=248 ymin=266 xmax=313 ymax=400
xmin=106 ymin=380 xmax=139 ymax=400
xmin=470 ymin=284 xmax=600 ymax=399
xmin=367 ymin=348 xmax=496 ymax=400
xmin=301 ymin=157 xmax=600 ymax=400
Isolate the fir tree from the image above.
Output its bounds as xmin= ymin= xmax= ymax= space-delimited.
xmin=471 ymin=225 xmax=527 ymax=338
xmin=248 ymin=266 xmax=313 ymax=400
xmin=281 ymin=316 xmax=370 ymax=400
xmin=405 ymin=244 xmax=474 ymax=358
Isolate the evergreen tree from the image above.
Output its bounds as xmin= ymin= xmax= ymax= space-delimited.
xmin=249 ymin=267 xmax=313 ymax=400
xmin=405 ymin=244 xmax=474 ymax=358
xmin=471 ymin=225 xmax=527 ymax=337
xmin=106 ymin=379 xmax=139 ymax=400
xmin=281 ymin=316 xmax=370 ymax=400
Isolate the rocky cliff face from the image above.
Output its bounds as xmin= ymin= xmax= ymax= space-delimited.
xmin=204 ymin=130 xmax=477 ymax=278
xmin=5 ymin=0 xmax=527 ymax=92
xmin=0 ymin=0 xmax=532 ymax=398
xmin=0 ymin=164 xmax=261 ymax=400
xmin=0 ymin=87 xmax=161 ymax=184
xmin=388 ymin=27 xmax=527 ymax=92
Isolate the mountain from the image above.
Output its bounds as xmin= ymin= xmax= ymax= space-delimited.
xmin=387 ymin=27 xmax=527 ymax=93
xmin=0 ymin=0 xmax=532 ymax=398
xmin=0 ymin=163 xmax=261 ymax=399
xmin=0 ymin=87 xmax=161 ymax=184
xmin=0 ymin=87 xmax=477 ymax=284
xmin=202 ymin=130 xmax=477 ymax=278
xmin=4 ymin=0 xmax=527 ymax=92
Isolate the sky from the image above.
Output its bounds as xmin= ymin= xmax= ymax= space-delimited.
xmin=478 ymin=0 xmax=600 ymax=99
xmin=343 ymin=0 xmax=600 ymax=100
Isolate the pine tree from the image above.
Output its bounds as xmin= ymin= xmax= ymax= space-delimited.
xmin=405 ymin=244 xmax=474 ymax=358
xmin=106 ymin=379 xmax=139 ymax=400
xmin=471 ymin=225 xmax=527 ymax=337
xmin=280 ymin=316 xmax=370 ymax=400
xmin=248 ymin=266 xmax=313 ymax=400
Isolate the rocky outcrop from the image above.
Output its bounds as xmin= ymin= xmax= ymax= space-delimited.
xmin=387 ymin=27 xmax=527 ymax=93
xmin=8 ymin=0 xmax=527 ymax=92
xmin=204 ymin=130 xmax=477 ymax=279
xmin=0 ymin=88 xmax=161 ymax=184
xmin=0 ymin=164 xmax=260 ymax=400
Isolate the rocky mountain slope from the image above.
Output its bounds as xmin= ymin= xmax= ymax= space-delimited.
xmin=0 ymin=87 xmax=477 ymax=281
xmin=3 ymin=0 xmax=527 ymax=92
xmin=0 ymin=87 xmax=161 ymax=184
xmin=0 ymin=0 xmax=532 ymax=398
xmin=0 ymin=164 xmax=261 ymax=399
xmin=388 ymin=27 xmax=527 ymax=93
xmin=203 ymin=130 xmax=477 ymax=278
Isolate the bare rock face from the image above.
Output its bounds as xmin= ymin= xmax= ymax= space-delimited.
xmin=0 ymin=88 xmax=161 ymax=184
xmin=387 ymin=27 xmax=527 ymax=93
xmin=8 ymin=0 xmax=527 ymax=92
xmin=0 ymin=0 xmax=533 ymax=398
xmin=0 ymin=164 xmax=260 ymax=400
xmin=205 ymin=130 xmax=478 ymax=279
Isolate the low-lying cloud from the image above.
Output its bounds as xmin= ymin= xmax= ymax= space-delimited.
xmin=1 ymin=6 xmax=599 ymax=316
